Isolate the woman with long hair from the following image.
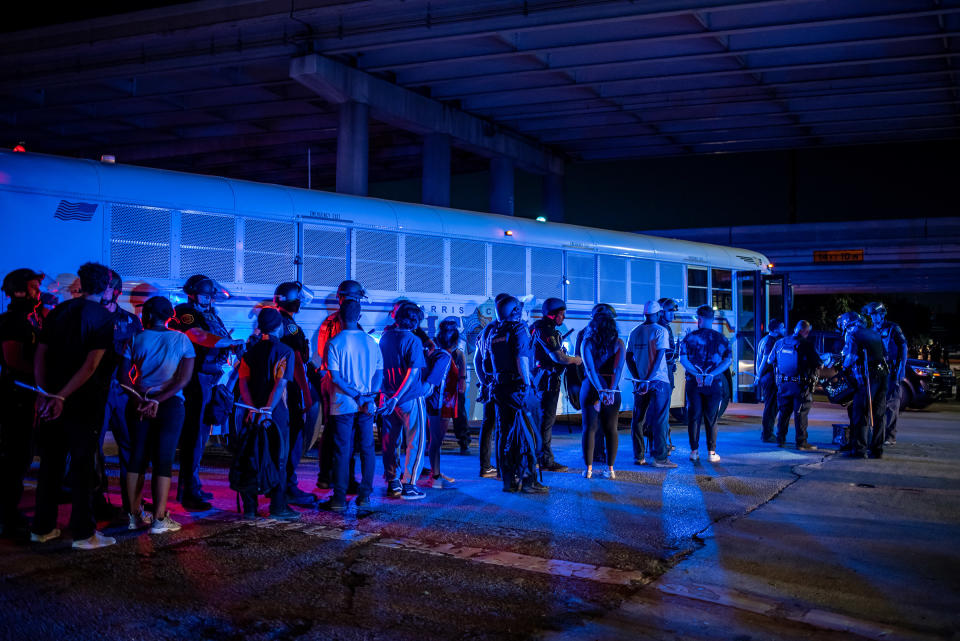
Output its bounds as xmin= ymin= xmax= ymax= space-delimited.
xmin=580 ymin=306 xmax=625 ymax=479
xmin=425 ymin=318 xmax=461 ymax=489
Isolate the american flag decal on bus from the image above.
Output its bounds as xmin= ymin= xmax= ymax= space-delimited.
xmin=54 ymin=200 xmax=97 ymax=221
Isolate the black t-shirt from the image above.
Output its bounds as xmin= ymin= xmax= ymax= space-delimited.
xmin=279 ymin=310 xmax=310 ymax=362
xmin=0 ymin=298 xmax=40 ymax=387
xmin=39 ymin=297 xmax=114 ymax=404
xmin=240 ymin=335 xmax=294 ymax=408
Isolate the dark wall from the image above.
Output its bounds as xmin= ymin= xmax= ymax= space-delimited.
xmin=368 ymin=140 xmax=958 ymax=230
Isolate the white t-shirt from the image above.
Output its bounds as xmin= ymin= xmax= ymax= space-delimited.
xmin=627 ymin=322 xmax=670 ymax=385
xmin=126 ymin=328 xmax=196 ymax=399
xmin=326 ymin=329 xmax=383 ymax=415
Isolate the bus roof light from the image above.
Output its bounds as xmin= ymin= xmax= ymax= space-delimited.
xmin=504 ymin=230 xmax=513 ymax=237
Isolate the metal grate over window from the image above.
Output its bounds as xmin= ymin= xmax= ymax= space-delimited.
xmin=354 ymin=229 xmax=399 ymax=291
xmin=109 ymin=204 xmax=171 ymax=280
xmin=598 ymin=255 xmax=627 ymax=305
xmin=404 ymin=234 xmax=444 ymax=294
xmin=450 ymin=239 xmax=487 ymax=296
xmin=303 ymin=225 xmax=347 ymax=289
xmin=180 ymin=211 xmax=236 ymax=284
xmin=566 ymin=252 xmax=595 ymax=302
xmin=243 ymin=218 xmax=296 ymax=285
xmin=491 ymin=244 xmax=526 ymax=298
xmin=630 ymin=259 xmax=656 ymax=306
xmin=531 ymin=247 xmax=563 ymax=302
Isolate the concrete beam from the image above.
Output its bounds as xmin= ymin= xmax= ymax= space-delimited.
xmin=336 ymin=100 xmax=369 ymax=196
xmin=422 ymin=133 xmax=451 ymax=207
xmin=289 ymin=54 xmax=564 ymax=176
xmin=542 ymin=172 xmax=564 ymax=223
xmin=489 ymin=157 xmax=515 ymax=216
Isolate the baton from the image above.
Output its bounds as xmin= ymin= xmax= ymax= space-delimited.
xmin=863 ymin=350 xmax=873 ymax=431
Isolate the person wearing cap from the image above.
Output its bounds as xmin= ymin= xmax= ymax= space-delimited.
xmin=473 ymin=294 xmax=512 ymax=479
xmin=31 ymin=262 xmax=117 ymax=549
xmin=379 ymin=300 xmax=431 ymax=500
xmin=837 ymin=311 xmax=887 ymax=459
xmin=679 ymin=305 xmax=732 ymax=464
xmin=273 ymin=281 xmax=318 ymax=508
xmin=0 ymin=268 xmax=43 ymax=539
xmin=530 ymin=298 xmax=581 ymax=473
xmin=862 ymin=302 xmax=907 ymax=446
xmin=236 ymin=308 xmax=300 ymax=521
xmin=121 ymin=296 xmax=195 ymax=533
xmin=313 ymin=280 xmax=366 ymax=490
xmin=626 ymin=300 xmax=677 ymax=468
xmin=169 ymin=274 xmax=243 ymax=511
xmin=95 ymin=270 xmax=143 ymax=518
xmin=322 ymin=299 xmax=382 ymax=511
xmin=755 ymin=319 xmax=786 ymax=443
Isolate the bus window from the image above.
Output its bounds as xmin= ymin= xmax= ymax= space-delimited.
xmin=566 ymin=252 xmax=595 ymax=302
xmin=355 ymin=229 xmax=399 ymax=292
xmin=531 ymin=247 xmax=563 ymax=301
xmin=404 ymin=234 xmax=444 ymax=293
xmin=630 ymin=259 xmax=655 ymax=305
xmin=181 ymin=211 xmax=236 ymax=285
xmin=492 ymin=244 xmax=526 ymax=297
xmin=598 ymin=255 xmax=627 ymax=304
xmin=712 ymin=268 xmax=733 ymax=311
xmin=451 ymin=239 xmax=487 ymax=296
xmin=659 ymin=262 xmax=684 ymax=306
xmin=244 ymin=218 xmax=296 ymax=286
xmin=303 ymin=225 xmax=347 ymax=289
xmin=687 ymin=266 xmax=708 ymax=308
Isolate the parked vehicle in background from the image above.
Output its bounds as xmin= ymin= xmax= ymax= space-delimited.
xmin=809 ymin=330 xmax=956 ymax=409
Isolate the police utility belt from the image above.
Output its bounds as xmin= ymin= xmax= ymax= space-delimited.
xmin=776 ymin=375 xmax=813 ymax=384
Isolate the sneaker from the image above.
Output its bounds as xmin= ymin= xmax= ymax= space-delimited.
xmin=884 ymin=438 xmax=896 ymax=446
xmin=582 ymin=469 xmax=592 ymax=479
xmin=708 ymin=452 xmax=721 ymax=463
xmin=400 ymin=484 xmax=426 ymax=500
xmin=653 ymin=459 xmax=678 ymax=468
xmin=634 ymin=458 xmax=646 ymax=466
xmin=30 ymin=528 xmax=61 ymax=544
xmin=286 ymin=489 xmax=319 ymax=508
xmin=796 ymin=443 xmax=818 ymax=451
xmin=432 ymin=474 xmax=456 ymax=489
xmin=761 ymin=436 xmax=777 ymax=443
xmin=269 ymin=507 xmax=301 ymax=521
xmin=689 ymin=450 xmax=699 ymax=462
xmin=386 ymin=480 xmax=403 ymax=498
xmin=521 ymin=479 xmax=549 ymax=494
xmin=150 ymin=514 xmax=182 ymax=534
xmin=502 ymin=484 xmax=520 ymax=493
xmin=355 ymin=494 xmax=371 ymax=508
xmin=322 ymin=497 xmax=347 ymax=512
xmin=480 ymin=467 xmax=499 ymax=478
xmin=600 ymin=469 xmax=616 ymax=480
xmin=128 ymin=508 xmax=154 ymax=530
xmin=180 ymin=494 xmax=212 ymax=511
xmin=544 ymin=462 xmax=569 ymax=473
xmin=72 ymin=531 xmax=116 ymax=550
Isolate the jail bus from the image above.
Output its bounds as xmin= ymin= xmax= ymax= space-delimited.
xmin=0 ymin=150 xmax=787 ymax=420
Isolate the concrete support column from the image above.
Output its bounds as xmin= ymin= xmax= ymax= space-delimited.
xmin=336 ymin=100 xmax=369 ymax=196
xmin=421 ymin=133 xmax=451 ymax=207
xmin=489 ymin=157 xmax=515 ymax=216
xmin=542 ymin=171 xmax=564 ymax=223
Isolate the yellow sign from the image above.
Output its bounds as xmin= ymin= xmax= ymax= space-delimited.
xmin=813 ymin=249 xmax=863 ymax=264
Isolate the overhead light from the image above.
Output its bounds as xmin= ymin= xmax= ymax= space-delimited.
xmin=536 ymin=216 xmax=547 ymax=222
xmin=101 ymin=155 xmax=116 ymax=163
xmin=504 ymin=230 xmax=513 ymax=237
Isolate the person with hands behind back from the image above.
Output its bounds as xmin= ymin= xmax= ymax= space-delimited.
xmin=580 ymin=305 xmax=626 ymax=480
xmin=121 ymin=296 xmax=195 ymax=534
xmin=679 ymin=305 xmax=732 ymax=464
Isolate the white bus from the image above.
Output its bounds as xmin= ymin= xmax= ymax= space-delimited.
xmin=0 ymin=150 xmax=784 ymax=419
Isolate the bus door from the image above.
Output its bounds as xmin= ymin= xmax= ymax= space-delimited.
xmin=735 ymin=272 xmax=788 ymax=402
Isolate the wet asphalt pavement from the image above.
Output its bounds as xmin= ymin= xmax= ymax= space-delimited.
xmin=1 ymin=402 xmax=958 ymax=640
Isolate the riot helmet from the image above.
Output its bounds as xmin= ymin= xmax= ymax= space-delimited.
xmin=274 ymin=280 xmax=314 ymax=314
xmin=836 ymin=311 xmax=865 ymax=333
xmin=183 ymin=274 xmax=224 ymax=310
xmin=496 ymin=296 xmax=522 ymax=322
xmin=2 ymin=268 xmax=44 ymax=300
xmin=541 ymin=297 xmax=566 ymax=318
xmin=102 ymin=270 xmax=123 ymax=306
xmin=336 ymin=280 xmax=367 ymax=303
xmin=590 ymin=303 xmax=617 ymax=319
xmin=862 ymin=301 xmax=886 ymax=326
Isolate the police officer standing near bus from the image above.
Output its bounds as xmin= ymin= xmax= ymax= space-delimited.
xmin=767 ymin=320 xmax=818 ymax=451
xmin=473 ymin=293 xmax=511 ymax=479
xmin=756 ymin=319 xmax=785 ymax=443
xmin=530 ymin=298 xmax=581 ymax=473
xmin=837 ymin=311 xmax=888 ymax=459
xmin=862 ymin=302 xmax=907 ymax=446
xmin=485 ymin=296 xmax=547 ymax=494
xmin=273 ymin=281 xmax=318 ymax=507
xmin=170 ymin=275 xmax=243 ymax=510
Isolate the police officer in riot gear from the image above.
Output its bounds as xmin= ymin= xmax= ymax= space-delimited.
xmin=837 ymin=311 xmax=888 ymax=459
xmin=862 ymin=302 xmax=907 ymax=446
xmin=273 ymin=281 xmax=318 ymax=507
xmin=484 ymin=296 xmax=547 ymax=494
xmin=756 ymin=319 xmax=786 ymax=443
xmin=170 ymin=274 xmax=243 ymax=510
xmin=767 ymin=320 xmax=819 ymax=450
xmin=530 ymin=297 xmax=581 ymax=473
xmin=0 ymin=268 xmax=43 ymax=539
xmin=473 ymin=293 xmax=512 ymax=479
xmin=314 ymin=280 xmax=366 ymax=489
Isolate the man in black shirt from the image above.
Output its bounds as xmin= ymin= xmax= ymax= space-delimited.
xmin=0 ymin=268 xmax=43 ymax=539
xmin=237 ymin=308 xmax=300 ymax=521
xmin=31 ymin=262 xmax=118 ymax=550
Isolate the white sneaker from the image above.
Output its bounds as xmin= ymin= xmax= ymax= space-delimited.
xmin=582 ymin=469 xmax=592 ymax=479
xmin=600 ymin=469 xmax=616 ymax=480
xmin=72 ymin=530 xmax=116 ymax=550
xmin=432 ymin=474 xmax=455 ymax=489
xmin=30 ymin=528 xmax=61 ymax=543
xmin=708 ymin=452 xmax=721 ymax=463
xmin=150 ymin=514 xmax=182 ymax=534
xmin=690 ymin=450 xmax=699 ymax=462
xmin=128 ymin=508 xmax=154 ymax=530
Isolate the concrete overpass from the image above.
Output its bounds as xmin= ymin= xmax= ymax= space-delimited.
xmin=642 ymin=217 xmax=960 ymax=294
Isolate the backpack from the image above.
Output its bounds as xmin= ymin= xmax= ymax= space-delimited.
xmin=228 ymin=417 xmax=282 ymax=503
xmin=775 ymin=337 xmax=800 ymax=378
